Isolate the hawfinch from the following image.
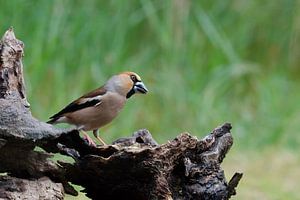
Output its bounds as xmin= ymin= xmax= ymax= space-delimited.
xmin=48 ymin=72 xmax=148 ymax=145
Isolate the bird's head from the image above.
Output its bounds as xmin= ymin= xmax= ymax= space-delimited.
xmin=106 ymin=71 xmax=148 ymax=98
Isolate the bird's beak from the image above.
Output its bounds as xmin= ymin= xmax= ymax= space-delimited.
xmin=134 ymin=81 xmax=148 ymax=94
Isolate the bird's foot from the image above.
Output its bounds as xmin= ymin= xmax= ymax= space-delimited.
xmin=83 ymin=134 xmax=97 ymax=147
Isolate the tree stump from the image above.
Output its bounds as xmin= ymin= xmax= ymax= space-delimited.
xmin=0 ymin=28 xmax=242 ymax=200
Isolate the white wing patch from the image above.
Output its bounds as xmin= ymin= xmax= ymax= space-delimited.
xmin=95 ymin=101 xmax=102 ymax=106
xmin=79 ymin=95 xmax=103 ymax=105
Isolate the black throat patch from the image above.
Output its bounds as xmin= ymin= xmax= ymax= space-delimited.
xmin=126 ymin=88 xmax=135 ymax=99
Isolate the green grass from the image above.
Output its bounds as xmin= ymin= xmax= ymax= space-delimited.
xmin=1 ymin=0 xmax=300 ymax=199
xmin=224 ymin=148 xmax=300 ymax=200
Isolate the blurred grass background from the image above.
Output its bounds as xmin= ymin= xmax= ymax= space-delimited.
xmin=1 ymin=0 xmax=300 ymax=199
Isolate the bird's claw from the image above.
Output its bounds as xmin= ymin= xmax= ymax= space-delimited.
xmin=83 ymin=134 xmax=97 ymax=147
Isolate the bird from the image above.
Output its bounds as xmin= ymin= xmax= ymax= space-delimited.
xmin=47 ymin=71 xmax=148 ymax=146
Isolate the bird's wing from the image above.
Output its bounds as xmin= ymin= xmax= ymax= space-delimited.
xmin=49 ymin=86 xmax=107 ymax=119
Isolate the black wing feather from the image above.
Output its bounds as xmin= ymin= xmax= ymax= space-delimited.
xmin=48 ymin=86 xmax=106 ymax=123
xmin=49 ymin=99 xmax=101 ymax=120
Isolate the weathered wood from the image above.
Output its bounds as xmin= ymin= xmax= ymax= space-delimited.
xmin=0 ymin=176 xmax=64 ymax=200
xmin=227 ymin=173 xmax=243 ymax=198
xmin=0 ymin=28 xmax=69 ymax=141
xmin=0 ymin=28 xmax=26 ymax=101
xmin=0 ymin=28 xmax=242 ymax=200
xmin=56 ymin=124 xmax=239 ymax=200
xmin=0 ymin=28 xmax=71 ymax=199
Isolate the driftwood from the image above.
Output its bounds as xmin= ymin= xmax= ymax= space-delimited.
xmin=0 ymin=28 xmax=242 ymax=200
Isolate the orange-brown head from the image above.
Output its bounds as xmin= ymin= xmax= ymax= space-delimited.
xmin=105 ymin=72 xmax=148 ymax=98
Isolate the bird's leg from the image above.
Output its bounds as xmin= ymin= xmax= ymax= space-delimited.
xmin=93 ymin=129 xmax=107 ymax=145
xmin=81 ymin=130 xmax=97 ymax=147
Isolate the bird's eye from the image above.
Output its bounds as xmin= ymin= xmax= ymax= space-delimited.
xmin=130 ymin=75 xmax=137 ymax=82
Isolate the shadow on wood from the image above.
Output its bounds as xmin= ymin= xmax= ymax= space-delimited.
xmin=0 ymin=28 xmax=242 ymax=200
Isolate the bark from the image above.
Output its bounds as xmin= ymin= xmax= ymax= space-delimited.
xmin=0 ymin=28 xmax=242 ymax=200
xmin=0 ymin=176 xmax=64 ymax=200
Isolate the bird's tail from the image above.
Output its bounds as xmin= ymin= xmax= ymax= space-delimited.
xmin=47 ymin=116 xmax=67 ymax=124
xmin=47 ymin=117 xmax=58 ymax=124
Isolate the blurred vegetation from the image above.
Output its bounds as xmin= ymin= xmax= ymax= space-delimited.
xmin=0 ymin=0 xmax=299 ymax=199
